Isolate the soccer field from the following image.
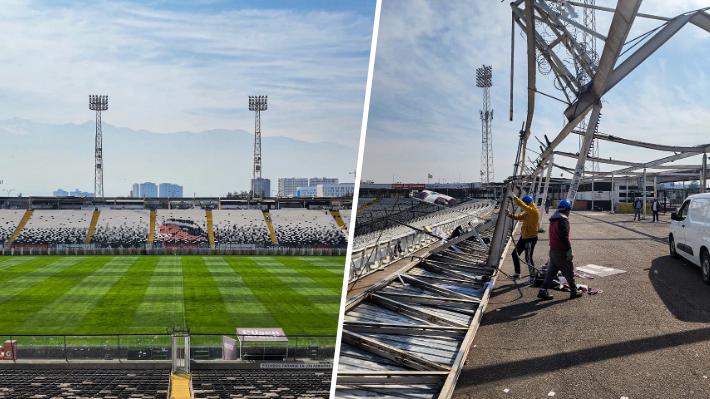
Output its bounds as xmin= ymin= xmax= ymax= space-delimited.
xmin=0 ymin=255 xmax=344 ymax=336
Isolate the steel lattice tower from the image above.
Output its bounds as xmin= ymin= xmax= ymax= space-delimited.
xmin=476 ymin=65 xmax=494 ymax=185
xmin=248 ymin=95 xmax=268 ymax=198
xmin=89 ymin=95 xmax=108 ymax=197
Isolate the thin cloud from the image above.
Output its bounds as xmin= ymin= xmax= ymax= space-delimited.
xmin=0 ymin=1 xmax=373 ymax=145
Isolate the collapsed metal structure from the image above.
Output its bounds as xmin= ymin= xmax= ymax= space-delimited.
xmin=510 ymin=0 xmax=710 ymax=216
xmin=337 ymin=1 xmax=710 ymax=397
xmin=336 ymin=209 xmax=511 ymax=398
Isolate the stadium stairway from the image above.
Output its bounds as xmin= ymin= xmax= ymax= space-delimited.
xmin=6 ymin=209 xmax=33 ymax=248
xmin=206 ymin=209 xmax=215 ymax=249
xmin=330 ymin=210 xmax=347 ymax=232
xmin=262 ymin=210 xmax=279 ymax=245
xmin=148 ymin=209 xmax=157 ymax=244
xmin=84 ymin=209 xmax=101 ymax=244
xmin=357 ymin=197 xmax=379 ymax=214
xmin=169 ymin=372 xmax=192 ymax=399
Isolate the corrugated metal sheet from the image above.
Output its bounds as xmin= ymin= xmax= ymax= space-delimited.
xmin=336 ymin=217 xmax=503 ymax=398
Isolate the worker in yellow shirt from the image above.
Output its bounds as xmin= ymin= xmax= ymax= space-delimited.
xmin=506 ymin=194 xmax=540 ymax=283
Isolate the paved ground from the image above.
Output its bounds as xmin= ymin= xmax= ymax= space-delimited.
xmin=453 ymin=211 xmax=710 ymax=399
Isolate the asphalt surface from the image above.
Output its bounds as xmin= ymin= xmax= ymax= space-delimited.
xmin=453 ymin=211 xmax=710 ymax=399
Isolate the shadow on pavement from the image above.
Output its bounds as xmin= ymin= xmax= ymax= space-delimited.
xmin=649 ymin=255 xmax=710 ymax=323
xmin=482 ymin=294 xmax=563 ymax=327
xmin=456 ymin=326 xmax=710 ymax=388
xmin=575 ymin=212 xmax=668 ymax=244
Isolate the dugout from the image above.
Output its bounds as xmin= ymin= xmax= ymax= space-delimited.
xmin=235 ymin=328 xmax=288 ymax=360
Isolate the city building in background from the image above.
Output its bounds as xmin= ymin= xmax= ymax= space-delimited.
xmin=317 ymin=183 xmax=354 ymax=198
xmin=53 ymin=188 xmax=94 ymax=197
xmin=309 ymin=177 xmax=339 ymax=187
xmin=158 ymin=183 xmax=183 ymax=198
xmin=278 ymin=177 xmax=340 ymax=197
xmin=295 ymin=186 xmax=317 ymax=198
xmin=130 ymin=182 xmax=158 ymax=198
xmin=278 ymin=178 xmax=309 ymax=197
xmin=251 ymin=177 xmax=271 ymax=198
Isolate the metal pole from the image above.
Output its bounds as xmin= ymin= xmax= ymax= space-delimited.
xmin=702 ymin=153 xmax=707 ymax=193
xmin=539 ymin=155 xmax=554 ymax=229
xmin=610 ymin=172 xmax=615 ymax=213
xmin=642 ymin=168 xmax=647 ymax=220
xmin=591 ymin=172 xmax=595 ymax=211
xmin=567 ymin=103 xmax=602 ymax=204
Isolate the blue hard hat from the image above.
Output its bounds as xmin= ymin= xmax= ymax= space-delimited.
xmin=522 ymin=195 xmax=534 ymax=204
xmin=558 ymin=199 xmax=572 ymax=210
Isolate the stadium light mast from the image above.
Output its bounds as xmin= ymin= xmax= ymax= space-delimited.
xmin=88 ymin=95 xmax=108 ymax=198
xmin=248 ymin=95 xmax=268 ymax=198
xmin=476 ymin=65 xmax=494 ymax=186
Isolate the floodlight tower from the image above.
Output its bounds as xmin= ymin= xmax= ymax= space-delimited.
xmin=88 ymin=95 xmax=108 ymax=197
xmin=476 ymin=65 xmax=494 ymax=185
xmin=248 ymin=95 xmax=268 ymax=198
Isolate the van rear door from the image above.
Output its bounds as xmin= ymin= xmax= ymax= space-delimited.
xmin=687 ymin=198 xmax=710 ymax=266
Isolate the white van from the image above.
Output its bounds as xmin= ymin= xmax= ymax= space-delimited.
xmin=669 ymin=193 xmax=710 ymax=284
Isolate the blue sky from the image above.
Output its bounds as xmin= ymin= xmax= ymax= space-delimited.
xmin=0 ymin=0 xmax=374 ymax=196
xmin=362 ymin=0 xmax=710 ymax=184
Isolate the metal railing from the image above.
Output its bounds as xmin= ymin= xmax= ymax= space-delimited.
xmin=0 ymin=246 xmax=346 ymax=257
xmin=349 ymin=200 xmax=495 ymax=281
xmin=0 ymin=334 xmax=335 ymax=363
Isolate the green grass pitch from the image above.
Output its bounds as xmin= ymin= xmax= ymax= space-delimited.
xmin=0 ymin=255 xmax=344 ymax=337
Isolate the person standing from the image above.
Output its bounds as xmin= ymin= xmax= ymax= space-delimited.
xmin=633 ymin=197 xmax=643 ymax=221
xmin=651 ymin=198 xmax=660 ymax=222
xmin=506 ymin=194 xmax=540 ymax=283
xmin=545 ymin=197 xmax=551 ymax=214
xmin=538 ymin=199 xmax=582 ymax=300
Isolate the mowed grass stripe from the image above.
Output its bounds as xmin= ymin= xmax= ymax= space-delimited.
xmin=0 ymin=257 xmax=88 ymax=307
xmin=131 ymin=257 xmax=186 ymax=332
xmin=182 ymin=256 xmax=232 ymax=333
xmin=226 ymin=257 xmax=337 ymax=336
xmin=0 ymin=256 xmax=38 ymax=271
xmin=251 ymin=258 xmax=341 ymax=316
xmin=18 ymin=257 xmax=139 ymax=333
xmin=199 ymin=257 xmax=277 ymax=332
xmin=79 ymin=257 xmax=159 ymax=334
xmin=296 ymin=256 xmax=346 ymax=274
xmin=280 ymin=257 xmax=344 ymax=290
xmin=0 ymin=257 xmax=103 ymax=333
xmin=0 ymin=256 xmax=62 ymax=279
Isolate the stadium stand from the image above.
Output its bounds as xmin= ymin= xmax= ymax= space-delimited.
xmin=340 ymin=209 xmax=352 ymax=228
xmin=91 ymin=209 xmax=150 ymax=248
xmin=1 ymin=206 xmax=349 ymax=252
xmin=212 ymin=209 xmax=271 ymax=247
xmin=0 ymin=367 xmax=169 ymax=398
xmin=0 ymin=367 xmax=331 ymax=399
xmin=270 ymin=209 xmax=346 ymax=247
xmin=0 ymin=210 xmax=25 ymax=245
xmin=154 ymin=209 xmax=209 ymax=247
xmin=191 ymin=369 xmax=331 ymax=399
xmin=14 ymin=210 xmax=92 ymax=246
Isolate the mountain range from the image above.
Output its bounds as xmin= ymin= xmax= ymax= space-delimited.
xmin=0 ymin=118 xmax=357 ymax=197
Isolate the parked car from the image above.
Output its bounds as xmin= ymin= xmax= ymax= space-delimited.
xmin=669 ymin=193 xmax=710 ymax=284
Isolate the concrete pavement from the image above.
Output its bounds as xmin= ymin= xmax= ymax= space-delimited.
xmin=453 ymin=211 xmax=710 ymax=399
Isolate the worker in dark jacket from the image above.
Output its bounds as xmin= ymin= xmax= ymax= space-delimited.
xmin=538 ymin=199 xmax=582 ymax=300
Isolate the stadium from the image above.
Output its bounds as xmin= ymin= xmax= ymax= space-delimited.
xmin=0 ymin=195 xmax=349 ymax=397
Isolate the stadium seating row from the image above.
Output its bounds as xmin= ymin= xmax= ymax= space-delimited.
xmin=0 ymin=209 xmax=351 ymax=249
xmin=0 ymin=367 xmax=331 ymax=399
